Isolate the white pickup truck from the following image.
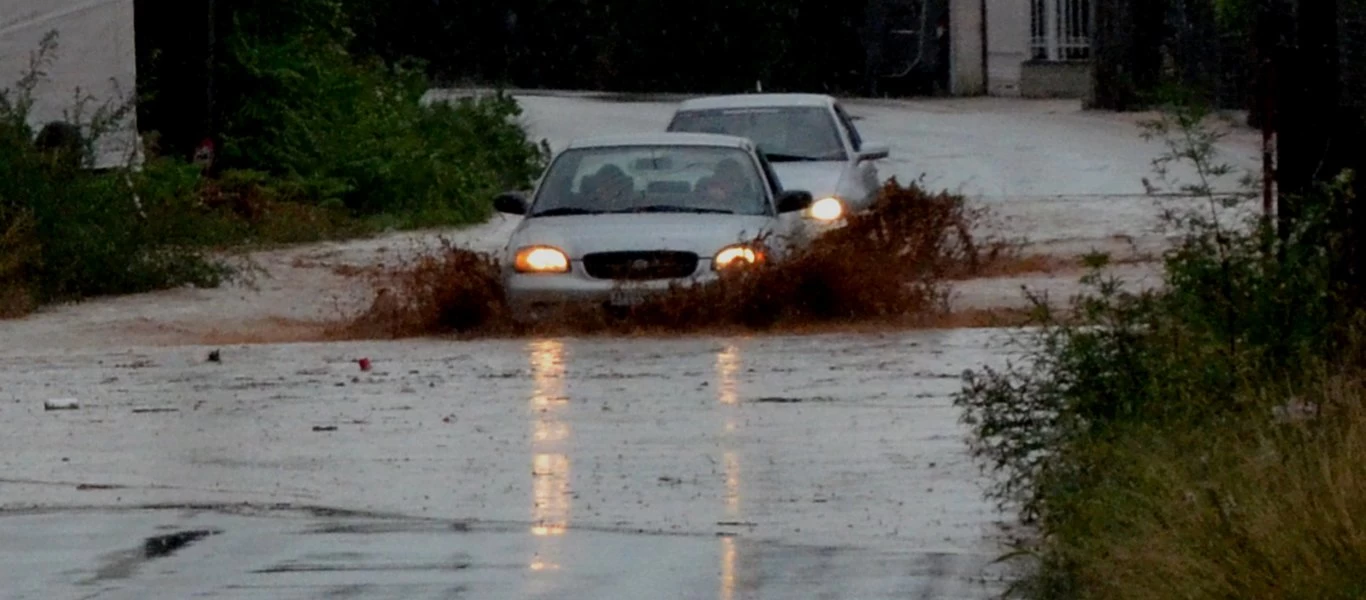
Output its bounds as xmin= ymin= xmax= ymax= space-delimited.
xmin=1 ymin=0 xmax=140 ymax=168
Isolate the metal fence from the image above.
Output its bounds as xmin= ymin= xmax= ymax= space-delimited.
xmin=1031 ymin=0 xmax=1093 ymax=60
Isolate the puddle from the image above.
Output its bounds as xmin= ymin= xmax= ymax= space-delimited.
xmin=253 ymin=560 xmax=471 ymax=574
xmin=145 ymin=529 xmax=220 ymax=558
xmin=749 ymin=396 xmax=837 ymax=404
xmin=88 ymin=528 xmax=221 ymax=583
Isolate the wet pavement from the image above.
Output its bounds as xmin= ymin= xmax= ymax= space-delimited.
xmin=0 ymin=92 xmax=1260 ymax=597
xmin=1 ymin=508 xmax=998 ymax=599
xmin=1 ymin=330 xmax=1016 ymax=598
xmin=0 ymin=92 xmax=1258 ymax=350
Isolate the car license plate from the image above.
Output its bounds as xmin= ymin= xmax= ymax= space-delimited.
xmin=608 ymin=288 xmax=649 ymax=307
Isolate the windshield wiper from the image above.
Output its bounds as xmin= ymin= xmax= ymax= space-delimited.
xmin=531 ymin=207 xmax=603 ymax=217
xmin=613 ymin=205 xmax=736 ymax=214
xmin=763 ymin=152 xmax=827 ymax=163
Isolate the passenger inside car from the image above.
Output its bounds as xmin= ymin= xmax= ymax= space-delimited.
xmin=695 ymin=158 xmax=756 ymax=206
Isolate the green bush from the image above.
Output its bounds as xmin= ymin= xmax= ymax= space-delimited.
xmin=219 ymin=3 xmax=545 ymax=228
xmin=0 ymin=34 xmax=236 ymax=311
xmin=955 ymin=99 xmax=1360 ymax=598
xmin=4 ymin=11 xmax=548 ymax=316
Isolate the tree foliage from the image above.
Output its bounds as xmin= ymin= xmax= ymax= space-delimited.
xmin=344 ymin=0 xmax=881 ymax=94
xmin=136 ymin=0 xmax=546 ymax=225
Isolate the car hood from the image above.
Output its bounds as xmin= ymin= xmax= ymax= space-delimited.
xmin=508 ymin=213 xmax=777 ymax=258
xmin=770 ymin=161 xmax=848 ymax=198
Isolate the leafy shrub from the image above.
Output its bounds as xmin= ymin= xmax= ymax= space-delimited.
xmin=219 ymin=3 xmax=545 ymax=227
xmin=954 ymin=99 xmax=1360 ymax=597
xmin=0 ymin=33 xmax=237 ymax=312
xmin=4 ymin=10 xmax=549 ymax=316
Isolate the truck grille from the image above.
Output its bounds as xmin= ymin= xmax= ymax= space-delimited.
xmin=582 ymin=251 xmax=700 ymax=281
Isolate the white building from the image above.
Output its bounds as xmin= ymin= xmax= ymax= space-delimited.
xmin=949 ymin=0 xmax=1093 ymax=98
xmin=1 ymin=0 xmax=140 ymax=168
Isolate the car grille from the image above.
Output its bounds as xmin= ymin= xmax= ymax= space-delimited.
xmin=582 ymin=251 xmax=700 ymax=281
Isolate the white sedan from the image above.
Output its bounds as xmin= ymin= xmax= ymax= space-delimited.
xmin=665 ymin=93 xmax=890 ymax=224
xmin=492 ymin=133 xmax=815 ymax=316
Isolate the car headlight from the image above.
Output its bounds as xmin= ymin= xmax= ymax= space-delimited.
xmin=514 ymin=246 xmax=570 ymax=273
xmin=713 ymin=245 xmax=763 ymax=270
xmin=807 ymin=197 xmax=845 ymax=222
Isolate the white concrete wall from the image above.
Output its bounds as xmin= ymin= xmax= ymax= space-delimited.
xmin=985 ymin=0 xmax=1030 ymax=96
xmin=1 ymin=0 xmax=140 ymax=168
xmin=949 ymin=0 xmax=986 ymax=95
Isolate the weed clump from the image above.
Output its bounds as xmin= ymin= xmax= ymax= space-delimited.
xmin=342 ymin=179 xmax=1006 ymax=338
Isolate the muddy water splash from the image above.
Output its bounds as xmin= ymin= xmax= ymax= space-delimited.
xmin=338 ymin=180 xmax=1019 ymax=339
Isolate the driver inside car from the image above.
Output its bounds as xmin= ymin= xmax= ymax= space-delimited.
xmin=580 ymin=164 xmax=636 ymax=210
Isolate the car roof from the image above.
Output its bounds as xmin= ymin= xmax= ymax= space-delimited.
xmin=564 ymin=132 xmax=756 ymax=151
xmin=674 ymin=93 xmax=836 ymax=111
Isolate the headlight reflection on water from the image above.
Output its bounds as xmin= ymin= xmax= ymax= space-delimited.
xmin=529 ymin=338 xmax=570 ymax=551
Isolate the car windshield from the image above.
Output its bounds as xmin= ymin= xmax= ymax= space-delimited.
xmin=667 ymin=106 xmax=847 ymax=162
xmin=529 ymin=145 xmax=770 ymax=217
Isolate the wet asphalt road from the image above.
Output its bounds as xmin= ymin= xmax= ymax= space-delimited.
xmin=1 ymin=507 xmax=999 ymax=599
xmin=0 ymin=330 xmax=1017 ymax=598
xmin=0 ymin=90 xmax=1269 ymax=598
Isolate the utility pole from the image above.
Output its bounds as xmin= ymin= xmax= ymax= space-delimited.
xmin=196 ymin=0 xmax=218 ymax=171
xmin=1274 ymin=0 xmax=1339 ymax=241
xmin=1255 ymin=0 xmax=1278 ymax=225
xmin=205 ymin=0 xmax=216 ymax=142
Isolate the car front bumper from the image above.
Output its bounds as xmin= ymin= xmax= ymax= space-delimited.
xmin=505 ymin=262 xmax=722 ymax=315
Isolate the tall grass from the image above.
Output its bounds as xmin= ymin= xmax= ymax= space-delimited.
xmin=955 ymin=97 xmax=1364 ymax=598
xmin=1039 ymin=376 xmax=1366 ymax=600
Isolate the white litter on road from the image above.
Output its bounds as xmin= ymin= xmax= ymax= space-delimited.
xmin=42 ymin=398 xmax=79 ymax=411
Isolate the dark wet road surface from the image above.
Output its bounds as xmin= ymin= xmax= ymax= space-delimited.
xmin=1 ymin=328 xmax=1017 ymax=598
xmin=1 ymin=506 xmax=1004 ymax=599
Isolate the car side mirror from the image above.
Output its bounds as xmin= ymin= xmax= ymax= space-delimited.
xmin=776 ymin=190 xmax=814 ymax=213
xmin=493 ymin=191 xmax=529 ymax=215
xmin=857 ymin=143 xmax=890 ymax=161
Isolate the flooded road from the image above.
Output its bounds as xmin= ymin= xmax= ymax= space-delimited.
xmin=0 ymin=92 xmax=1260 ymax=597
xmin=0 ymin=92 xmax=1259 ymax=351
xmin=1 ymin=330 xmax=1014 ymax=598
xmin=1 ymin=508 xmax=992 ymax=599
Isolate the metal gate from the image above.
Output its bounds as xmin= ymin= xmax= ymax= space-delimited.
xmin=1031 ymin=0 xmax=1092 ymax=61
